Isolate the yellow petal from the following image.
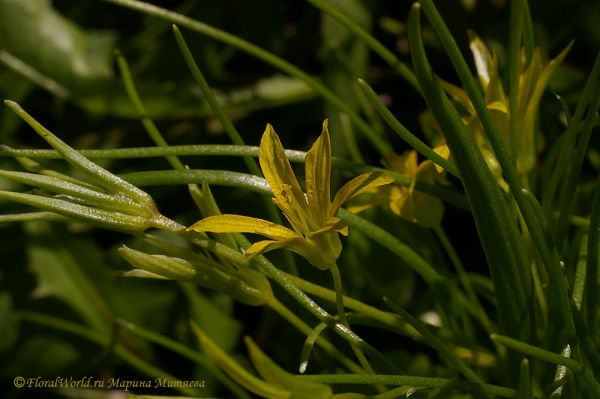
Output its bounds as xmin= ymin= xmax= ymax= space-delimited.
xmin=246 ymin=237 xmax=335 ymax=270
xmin=433 ymin=144 xmax=452 ymax=174
xmin=259 ymin=124 xmax=311 ymax=230
xmin=331 ymin=172 xmax=395 ymax=215
xmin=346 ymin=197 xmax=391 ymax=214
xmin=187 ymin=215 xmax=297 ymax=240
xmin=305 ymin=120 xmax=331 ymax=225
xmin=468 ymin=31 xmax=493 ymax=90
xmin=308 ymin=216 xmax=348 ymax=237
xmin=487 ymin=101 xmax=508 ymax=113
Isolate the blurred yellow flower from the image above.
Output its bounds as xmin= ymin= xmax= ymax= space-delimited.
xmin=187 ymin=120 xmax=394 ymax=270
xmin=349 ymin=145 xmax=450 ymax=228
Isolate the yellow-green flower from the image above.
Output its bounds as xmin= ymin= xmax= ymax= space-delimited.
xmin=441 ymin=33 xmax=571 ymax=186
xmin=187 ymin=121 xmax=394 ymax=270
xmin=349 ymin=147 xmax=449 ymax=228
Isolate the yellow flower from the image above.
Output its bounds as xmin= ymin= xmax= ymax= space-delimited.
xmin=441 ymin=32 xmax=571 ymax=184
xmin=187 ymin=120 xmax=394 ymax=270
xmin=349 ymin=147 xmax=449 ymax=228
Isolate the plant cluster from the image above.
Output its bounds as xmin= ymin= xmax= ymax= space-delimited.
xmin=1 ymin=0 xmax=599 ymax=398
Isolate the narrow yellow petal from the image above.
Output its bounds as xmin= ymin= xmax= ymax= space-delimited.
xmin=346 ymin=198 xmax=391 ymax=214
xmin=305 ymin=120 xmax=331 ymax=225
xmin=308 ymin=217 xmax=348 ymax=237
xmin=187 ymin=215 xmax=297 ymax=240
xmin=487 ymin=101 xmax=508 ymax=113
xmin=468 ymin=31 xmax=494 ymax=89
xmin=247 ymin=237 xmax=337 ymax=270
xmin=331 ymin=172 xmax=395 ymax=216
xmin=259 ymin=124 xmax=310 ymax=227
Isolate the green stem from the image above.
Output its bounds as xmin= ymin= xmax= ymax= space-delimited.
xmin=115 ymin=50 xmax=185 ymax=171
xmin=358 ymin=78 xmax=459 ymax=178
xmin=267 ymin=297 xmax=364 ymax=374
xmin=384 ymin=298 xmax=483 ymax=384
xmin=541 ymin=50 xmax=600 ymax=214
xmin=586 ymin=171 xmax=600 ymax=343
xmin=297 ymin=374 xmax=519 ymax=398
xmin=507 ymin=0 xmax=526 ymax=166
xmin=305 ymin=0 xmax=420 ymax=93
xmin=433 ymin=224 xmax=496 ymax=338
xmin=101 ymin=0 xmax=392 ymax=156
xmin=330 ymin=263 xmax=379 ymax=379
xmin=0 ymin=145 xmax=471 ymax=211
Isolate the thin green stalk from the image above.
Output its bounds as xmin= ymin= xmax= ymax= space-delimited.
xmin=115 ymin=318 xmax=250 ymax=399
xmin=384 ymin=298 xmax=483 ymax=384
xmin=542 ymin=50 xmax=600 ymax=214
xmin=518 ymin=359 xmax=530 ymax=399
xmin=491 ymin=334 xmax=582 ymax=371
xmin=434 ymin=224 xmax=496 ymax=338
xmin=507 ymin=0 xmax=526 ymax=165
xmin=549 ymin=345 xmax=570 ymax=399
xmin=266 ymin=297 xmax=365 ymax=375
xmin=358 ymin=78 xmax=459 ymax=178
xmin=101 ymin=0 xmax=393 ymax=156
xmin=554 ymin=82 xmax=600 ymax=247
xmin=492 ymin=334 xmax=600 ymax=398
xmin=330 ymin=263 xmax=379 ymax=381
xmin=297 ymin=374 xmax=519 ymax=398
xmin=282 ymin=271 xmax=418 ymax=338
xmin=0 ymin=145 xmax=471 ymax=211
xmin=171 ymin=25 xmax=298 ymax=275
xmin=18 ymin=312 xmax=202 ymax=396
xmin=171 ymin=26 xmax=257 ymax=175
xmin=305 ymin=0 xmax=420 ymax=93
xmin=115 ymin=50 xmax=185 ymax=171
xmin=586 ymin=171 xmax=600 ymax=342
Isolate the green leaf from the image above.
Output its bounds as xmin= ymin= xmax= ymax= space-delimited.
xmin=24 ymin=222 xmax=111 ymax=334
xmin=0 ymin=0 xmax=116 ymax=92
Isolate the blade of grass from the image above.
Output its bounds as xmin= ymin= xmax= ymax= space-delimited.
xmin=554 ymin=82 xmax=600 ymax=248
xmin=417 ymin=0 xmax=579 ymax=360
xmin=542 ymin=51 xmax=600 ymax=214
xmin=305 ymin=0 xmax=420 ymax=93
xmin=383 ymin=297 xmax=483 ymax=384
xmin=585 ymin=170 xmax=600 ymax=343
xmin=408 ymin=3 xmax=531 ymax=345
xmin=358 ymin=78 xmax=459 ymax=178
